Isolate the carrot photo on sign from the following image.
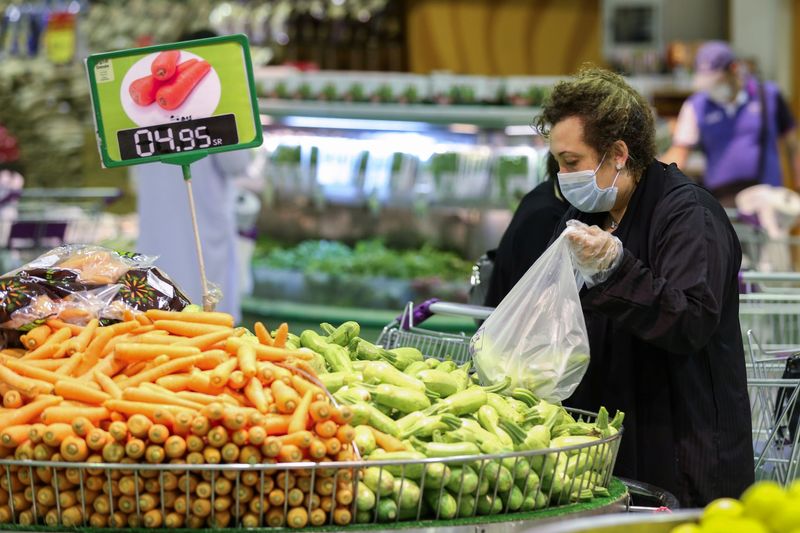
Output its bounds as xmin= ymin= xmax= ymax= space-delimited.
xmin=127 ymin=50 xmax=211 ymax=111
xmin=156 ymin=60 xmax=211 ymax=110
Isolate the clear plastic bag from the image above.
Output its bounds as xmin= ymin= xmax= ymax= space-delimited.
xmin=0 ymin=245 xmax=191 ymax=333
xmin=470 ymin=231 xmax=590 ymax=402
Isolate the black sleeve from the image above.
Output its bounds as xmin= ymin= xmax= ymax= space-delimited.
xmin=775 ymin=90 xmax=796 ymax=136
xmin=581 ymin=194 xmax=735 ymax=354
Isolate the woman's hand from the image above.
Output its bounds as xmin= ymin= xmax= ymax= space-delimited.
xmin=564 ymin=220 xmax=623 ymax=287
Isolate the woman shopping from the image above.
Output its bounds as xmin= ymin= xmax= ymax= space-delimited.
xmin=535 ymin=68 xmax=753 ymax=507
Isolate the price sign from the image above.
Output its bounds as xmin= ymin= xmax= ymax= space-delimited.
xmin=86 ymin=34 xmax=262 ymax=168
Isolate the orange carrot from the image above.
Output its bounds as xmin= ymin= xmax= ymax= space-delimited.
xmin=0 ymin=365 xmax=53 ymax=395
xmin=44 ymin=319 xmax=82 ymax=337
xmin=104 ymin=320 xmax=141 ymax=336
xmin=2 ymin=390 xmax=21 ymax=409
xmin=114 ymin=343 xmax=201 ymax=362
xmin=210 ymin=357 xmax=238 ymax=387
xmin=271 ymin=379 xmax=301 ymax=414
xmin=129 ymin=325 xmax=155 ymax=335
xmin=42 ymin=406 xmax=109 ymax=425
xmin=291 ymin=375 xmax=327 ymax=402
xmin=175 ymin=390 xmax=237 ymax=406
xmin=20 ymin=327 xmax=71 ymax=360
xmin=155 ymin=373 xmax=192 ymax=391
xmin=277 ymin=444 xmax=302 ymax=463
xmin=324 ymin=437 xmax=341 ymax=456
xmin=171 ymin=329 xmax=233 ymax=350
xmin=134 ymin=313 xmax=152 ymax=326
xmin=277 ymin=430 xmax=313 ymax=449
xmin=0 ymin=425 xmax=31 ymax=448
xmin=122 ymin=387 xmax=203 ymax=411
xmin=54 ymin=379 xmax=111 ymax=405
xmin=129 ymin=333 xmax=181 ymax=345
xmin=226 ymin=336 xmax=312 ymax=361
xmin=288 ymin=390 xmax=313 ymax=434
xmin=42 ymin=423 xmax=75 ymax=446
xmin=273 ymin=323 xmax=289 ymax=348
xmin=71 ymin=417 xmax=95 ymax=438
xmin=309 ymin=401 xmax=331 ymax=423
xmin=4 ymin=358 xmax=61 ymax=384
xmin=93 ymin=371 xmax=122 ymax=399
xmin=367 ymin=426 xmax=406 ymax=452
xmin=60 ymin=435 xmax=89 ymax=462
xmin=145 ymin=310 xmax=234 ymax=327
xmin=65 ymin=318 xmax=99 ymax=355
xmin=237 ymin=344 xmax=257 ymax=379
xmin=263 ymin=415 xmax=291 ymax=435
xmin=308 ymin=438 xmax=327 ymax=459
xmin=227 ymin=370 xmax=247 ymax=390
xmin=21 ymin=325 xmax=52 ymax=350
xmin=54 ymin=353 xmax=83 ymax=377
xmin=254 ymin=322 xmax=273 ymax=346
xmin=75 ymin=327 xmax=115 ymax=375
xmin=244 ymin=377 xmax=268 ymax=413
xmin=336 ymin=424 xmax=355 ymax=444
xmin=153 ymin=320 xmax=231 ymax=337
xmin=103 ymin=400 xmax=177 ymax=425
xmin=118 ymin=351 xmax=226 ymax=388
xmin=314 ymin=420 xmax=338 ymax=439
xmin=331 ymin=405 xmax=353 ymax=425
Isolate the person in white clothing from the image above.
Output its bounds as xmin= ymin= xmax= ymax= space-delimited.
xmin=131 ymin=150 xmax=252 ymax=321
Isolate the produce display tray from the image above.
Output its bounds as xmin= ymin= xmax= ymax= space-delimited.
xmin=0 ymin=478 xmax=628 ymax=533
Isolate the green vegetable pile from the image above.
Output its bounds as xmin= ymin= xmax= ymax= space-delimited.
xmin=254 ymin=240 xmax=472 ymax=282
xmin=283 ymin=321 xmax=624 ymax=523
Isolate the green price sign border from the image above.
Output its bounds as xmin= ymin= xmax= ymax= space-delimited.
xmin=86 ymin=34 xmax=263 ymax=168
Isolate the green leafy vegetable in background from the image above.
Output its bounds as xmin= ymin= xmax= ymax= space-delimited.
xmin=254 ymin=239 xmax=472 ymax=282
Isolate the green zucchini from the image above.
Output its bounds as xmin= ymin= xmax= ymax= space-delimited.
xmin=376 ymin=498 xmax=398 ymax=522
xmin=392 ymin=478 xmax=421 ymax=510
xmin=424 ymin=489 xmax=457 ymax=520
xmin=362 ymin=361 xmax=427 ymax=394
xmin=363 ymin=467 xmax=394 ymax=497
xmin=356 ymin=481 xmax=376 ymax=511
xmin=416 ymin=369 xmax=460 ymax=398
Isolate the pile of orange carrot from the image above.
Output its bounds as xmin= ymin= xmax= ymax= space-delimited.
xmin=0 ymin=309 xmax=358 ymax=529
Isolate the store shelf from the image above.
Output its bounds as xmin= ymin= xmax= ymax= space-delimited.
xmin=259 ymin=98 xmax=541 ymax=128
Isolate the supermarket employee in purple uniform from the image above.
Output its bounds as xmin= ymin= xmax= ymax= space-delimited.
xmin=538 ymin=67 xmax=753 ymax=507
xmin=664 ymin=41 xmax=799 ymax=207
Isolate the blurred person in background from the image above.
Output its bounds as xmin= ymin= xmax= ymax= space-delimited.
xmin=663 ymin=41 xmax=800 ymax=207
xmin=132 ymin=29 xmax=261 ymax=321
xmin=483 ymin=153 xmax=568 ymax=307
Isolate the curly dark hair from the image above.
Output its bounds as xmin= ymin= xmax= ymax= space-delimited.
xmin=534 ymin=67 xmax=656 ymax=178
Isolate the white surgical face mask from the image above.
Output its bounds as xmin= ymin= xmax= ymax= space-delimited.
xmin=557 ymin=152 xmax=621 ymax=213
xmin=707 ymin=82 xmax=734 ymax=105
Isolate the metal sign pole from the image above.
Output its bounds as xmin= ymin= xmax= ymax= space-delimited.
xmin=182 ymin=164 xmax=211 ymax=311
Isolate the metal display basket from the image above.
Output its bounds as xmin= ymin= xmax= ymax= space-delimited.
xmin=739 ymin=272 xmax=800 ymax=351
xmin=0 ymin=410 xmax=622 ymax=530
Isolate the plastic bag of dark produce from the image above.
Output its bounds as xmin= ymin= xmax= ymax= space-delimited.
xmin=0 ymin=244 xmax=190 ymax=338
xmin=470 ymin=231 xmax=590 ymax=401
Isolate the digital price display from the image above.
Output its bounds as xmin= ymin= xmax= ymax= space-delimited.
xmin=117 ymin=114 xmax=238 ymax=160
xmin=86 ymin=35 xmax=262 ymax=168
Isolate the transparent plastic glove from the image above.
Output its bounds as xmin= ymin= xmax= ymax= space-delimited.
xmin=564 ymin=219 xmax=624 ymax=287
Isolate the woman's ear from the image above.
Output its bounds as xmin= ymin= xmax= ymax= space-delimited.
xmin=612 ymin=140 xmax=629 ymax=170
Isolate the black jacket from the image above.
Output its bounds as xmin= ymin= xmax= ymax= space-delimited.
xmin=484 ymin=178 xmax=568 ymax=307
xmin=554 ymin=160 xmax=753 ymax=507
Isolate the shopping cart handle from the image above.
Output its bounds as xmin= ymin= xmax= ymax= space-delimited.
xmin=399 ymin=298 xmax=439 ymax=329
xmin=398 ymin=299 xmax=494 ymax=329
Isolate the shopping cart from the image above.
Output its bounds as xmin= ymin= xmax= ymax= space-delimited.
xmin=745 ymin=330 xmax=800 ymax=485
xmin=739 ymin=272 xmax=800 ymax=352
xmin=0 ymin=187 xmax=122 ymax=272
xmin=376 ymin=299 xmax=492 ymax=362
